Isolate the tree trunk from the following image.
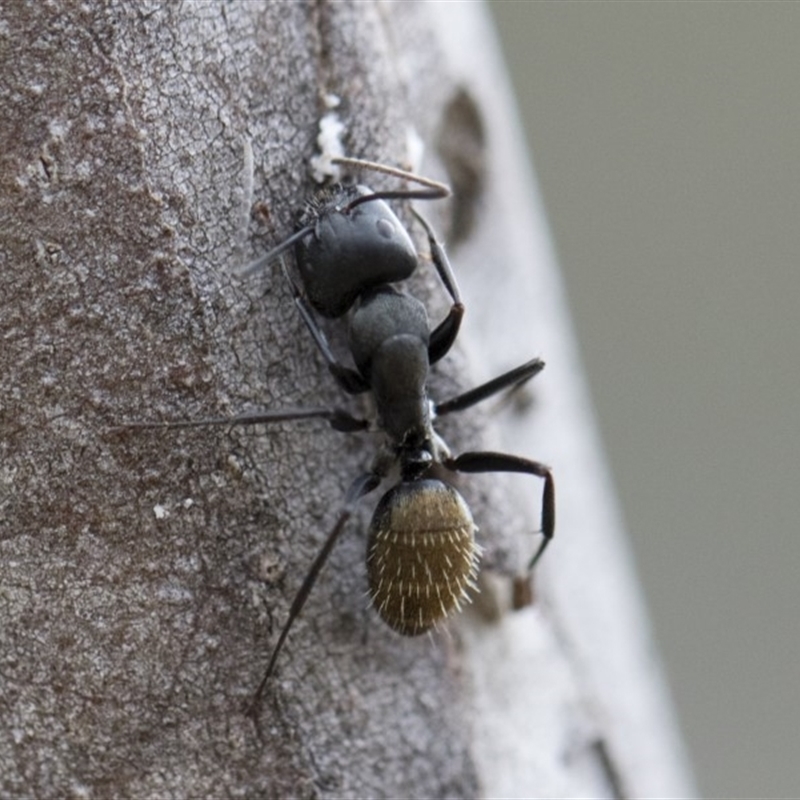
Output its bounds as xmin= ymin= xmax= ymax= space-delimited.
xmin=0 ymin=1 xmax=694 ymax=796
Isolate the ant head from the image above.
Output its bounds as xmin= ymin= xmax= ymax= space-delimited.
xmin=366 ymin=479 xmax=480 ymax=636
xmin=295 ymin=185 xmax=418 ymax=318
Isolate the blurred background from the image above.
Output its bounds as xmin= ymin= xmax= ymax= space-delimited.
xmin=490 ymin=3 xmax=800 ymax=798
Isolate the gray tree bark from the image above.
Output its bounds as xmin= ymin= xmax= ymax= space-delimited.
xmin=0 ymin=1 xmax=694 ymax=797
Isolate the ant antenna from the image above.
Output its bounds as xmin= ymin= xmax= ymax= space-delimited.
xmin=330 ymin=157 xmax=451 ymax=209
xmin=234 ymin=225 xmax=315 ymax=280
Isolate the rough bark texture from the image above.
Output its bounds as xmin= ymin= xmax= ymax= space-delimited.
xmin=0 ymin=1 xmax=694 ymax=797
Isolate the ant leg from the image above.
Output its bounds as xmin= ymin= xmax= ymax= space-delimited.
xmin=280 ymin=260 xmax=370 ymax=395
xmin=410 ymin=208 xmax=466 ymax=365
xmin=435 ymin=358 xmax=545 ymax=417
xmin=111 ymin=406 xmax=369 ymax=434
xmin=247 ymin=470 xmax=381 ymax=719
xmin=446 ymin=451 xmax=555 ymax=569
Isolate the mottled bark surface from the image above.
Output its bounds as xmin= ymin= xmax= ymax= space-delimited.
xmin=0 ymin=1 xmax=693 ymax=797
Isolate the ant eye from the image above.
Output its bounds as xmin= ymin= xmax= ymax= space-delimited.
xmin=376 ymin=217 xmax=396 ymax=239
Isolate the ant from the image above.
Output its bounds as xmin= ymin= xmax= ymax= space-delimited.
xmin=120 ymin=157 xmax=554 ymax=716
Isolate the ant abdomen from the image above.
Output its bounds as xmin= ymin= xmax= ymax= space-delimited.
xmin=366 ymin=480 xmax=481 ymax=636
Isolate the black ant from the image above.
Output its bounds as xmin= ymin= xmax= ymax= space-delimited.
xmin=120 ymin=157 xmax=554 ymax=716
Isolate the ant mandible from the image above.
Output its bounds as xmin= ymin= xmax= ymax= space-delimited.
xmin=122 ymin=157 xmax=554 ymax=716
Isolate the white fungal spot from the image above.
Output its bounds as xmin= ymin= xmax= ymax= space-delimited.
xmin=405 ymin=125 xmax=425 ymax=173
xmin=310 ymin=112 xmax=346 ymax=183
